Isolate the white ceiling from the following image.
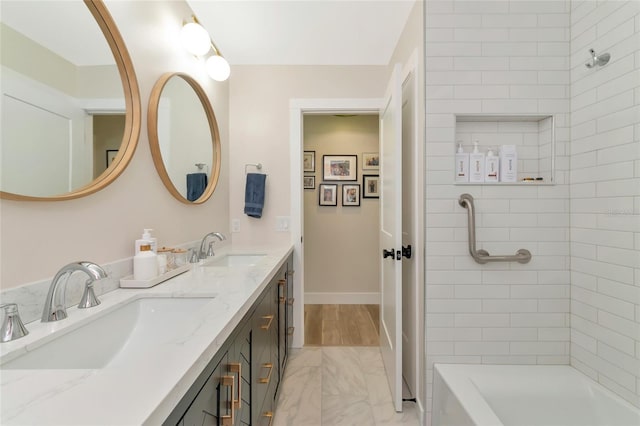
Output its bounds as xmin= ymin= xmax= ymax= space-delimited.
xmin=187 ymin=0 xmax=416 ymax=65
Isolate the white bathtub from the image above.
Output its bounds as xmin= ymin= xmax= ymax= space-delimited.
xmin=432 ymin=364 xmax=640 ymax=426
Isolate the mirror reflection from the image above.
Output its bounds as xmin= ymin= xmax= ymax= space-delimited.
xmin=148 ymin=73 xmax=220 ymax=204
xmin=0 ymin=0 xmax=138 ymax=200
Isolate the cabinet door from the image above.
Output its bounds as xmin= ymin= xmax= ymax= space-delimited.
xmin=182 ymin=351 xmax=234 ymax=426
xmin=229 ymin=321 xmax=252 ymax=426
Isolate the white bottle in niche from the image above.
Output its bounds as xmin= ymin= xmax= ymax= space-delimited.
xmin=485 ymin=147 xmax=499 ymax=182
xmin=500 ymin=145 xmax=517 ymax=182
xmin=455 ymin=143 xmax=469 ymax=182
xmin=134 ymin=244 xmax=158 ymax=281
xmin=469 ymin=141 xmax=485 ymax=183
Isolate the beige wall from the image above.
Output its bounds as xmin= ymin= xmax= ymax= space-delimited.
xmin=0 ymin=0 xmax=230 ymax=289
xmin=303 ymin=115 xmax=380 ymax=298
xmin=228 ymin=65 xmax=389 ymax=246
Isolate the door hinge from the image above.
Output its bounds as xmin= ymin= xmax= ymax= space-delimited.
xmin=402 ymin=245 xmax=412 ymax=259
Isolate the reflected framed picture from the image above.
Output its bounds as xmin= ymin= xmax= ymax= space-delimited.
xmin=106 ymin=149 xmax=118 ymax=168
xmin=363 ymin=175 xmax=379 ymax=198
xmin=323 ymin=155 xmax=357 ymax=181
xmin=319 ymin=183 xmax=337 ymax=206
xmin=362 ymin=152 xmax=379 ymax=170
xmin=303 ymin=151 xmax=315 ymax=172
xmin=303 ymin=175 xmax=315 ymax=189
xmin=342 ymin=184 xmax=360 ymax=207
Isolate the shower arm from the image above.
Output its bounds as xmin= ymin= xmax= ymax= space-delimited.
xmin=458 ymin=193 xmax=532 ymax=264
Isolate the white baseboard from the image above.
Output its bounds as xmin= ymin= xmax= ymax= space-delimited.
xmin=304 ymin=292 xmax=380 ymax=305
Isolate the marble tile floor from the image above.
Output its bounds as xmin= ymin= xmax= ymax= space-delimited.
xmin=273 ymin=347 xmax=420 ymax=426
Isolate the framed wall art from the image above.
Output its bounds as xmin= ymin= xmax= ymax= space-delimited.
xmin=342 ymin=184 xmax=360 ymax=207
xmin=363 ymin=175 xmax=379 ymax=198
xmin=323 ymin=155 xmax=357 ymax=181
xmin=303 ymin=150 xmax=315 ymax=172
xmin=303 ymin=175 xmax=315 ymax=189
xmin=319 ymin=183 xmax=337 ymax=206
xmin=362 ymin=152 xmax=379 ymax=170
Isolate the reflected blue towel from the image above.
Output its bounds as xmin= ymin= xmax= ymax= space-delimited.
xmin=244 ymin=173 xmax=266 ymax=218
xmin=186 ymin=173 xmax=207 ymax=202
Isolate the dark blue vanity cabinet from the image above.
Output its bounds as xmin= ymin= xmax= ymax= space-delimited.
xmin=166 ymin=253 xmax=293 ymax=426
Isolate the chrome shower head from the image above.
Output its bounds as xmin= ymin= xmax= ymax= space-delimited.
xmin=585 ymin=49 xmax=610 ymax=68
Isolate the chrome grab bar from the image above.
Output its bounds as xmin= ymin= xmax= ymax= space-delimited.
xmin=458 ymin=193 xmax=532 ymax=264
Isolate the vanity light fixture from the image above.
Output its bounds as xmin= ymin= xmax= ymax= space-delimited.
xmin=181 ymin=16 xmax=230 ymax=82
xmin=180 ymin=20 xmax=211 ymax=56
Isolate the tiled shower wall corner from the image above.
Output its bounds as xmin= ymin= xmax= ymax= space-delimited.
xmin=569 ymin=0 xmax=640 ymax=408
xmin=424 ymin=0 xmax=571 ymax=421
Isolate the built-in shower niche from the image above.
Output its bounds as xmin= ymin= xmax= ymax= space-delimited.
xmin=454 ymin=114 xmax=555 ymax=185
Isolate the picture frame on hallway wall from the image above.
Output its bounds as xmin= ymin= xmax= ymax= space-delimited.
xmin=106 ymin=149 xmax=119 ymax=168
xmin=363 ymin=175 xmax=379 ymax=198
xmin=323 ymin=155 xmax=357 ymax=181
xmin=318 ymin=183 xmax=337 ymax=206
xmin=303 ymin=150 xmax=315 ymax=172
xmin=342 ymin=184 xmax=360 ymax=207
xmin=303 ymin=175 xmax=315 ymax=189
xmin=362 ymin=152 xmax=379 ymax=170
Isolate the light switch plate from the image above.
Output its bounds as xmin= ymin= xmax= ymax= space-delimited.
xmin=231 ymin=219 xmax=240 ymax=233
xmin=276 ymin=216 xmax=290 ymax=232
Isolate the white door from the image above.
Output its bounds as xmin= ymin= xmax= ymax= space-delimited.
xmin=379 ymin=64 xmax=403 ymax=412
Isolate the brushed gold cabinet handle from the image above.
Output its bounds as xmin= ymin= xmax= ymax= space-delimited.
xmin=263 ymin=411 xmax=274 ymax=426
xmin=278 ymin=279 xmax=286 ymax=287
xmin=287 ymin=326 xmax=295 ymax=336
xmin=229 ymin=362 xmax=241 ymax=409
xmin=261 ymin=314 xmax=274 ymax=330
xmin=258 ymin=363 xmax=273 ymax=384
xmin=279 ymin=296 xmax=286 ymax=304
xmin=285 ymin=269 xmax=295 ymax=278
xmin=287 ymin=297 xmax=295 ymax=306
xmin=220 ymin=375 xmax=234 ymax=426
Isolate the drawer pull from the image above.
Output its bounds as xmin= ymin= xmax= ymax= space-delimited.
xmin=263 ymin=411 xmax=274 ymax=426
xmin=287 ymin=297 xmax=295 ymax=306
xmin=229 ymin=362 xmax=241 ymax=409
xmin=220 ymin=375 xmax=234 ymax=426
xmin=258 ymin=363 xmax=273 ymax=384
xmin=287 ymin=326 xmax=295 ymax=336
xmin=261 ymin=314 xmax=274 ymax=331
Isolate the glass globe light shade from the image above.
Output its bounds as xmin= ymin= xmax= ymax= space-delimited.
xmin=180 ymin=22 xmax=211 ymax=56
xmin=205 ymin=55 xmax=231 ymax=81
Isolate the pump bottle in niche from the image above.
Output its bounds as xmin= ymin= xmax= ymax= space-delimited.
xmin=485 ymin=147 xmax=499 ymax=182
xmin=469 ymin=141 xmax=485 ymax=183
xmin=455 ymin=143 xmax=469 ymax=182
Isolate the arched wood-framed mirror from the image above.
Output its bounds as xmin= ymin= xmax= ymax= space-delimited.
xmin=0 ymin=0 xmax=141 ymax=201
xmin=147 ymin=72 xmax=221 ymax=204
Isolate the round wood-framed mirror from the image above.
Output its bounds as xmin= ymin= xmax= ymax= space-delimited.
xmin=147 ymin=72 xmax=221 ymax=204
xmin=0 ymin=0 xmax=141 ymax=201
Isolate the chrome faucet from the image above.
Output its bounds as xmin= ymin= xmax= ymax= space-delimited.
xmin=198 ymin=232 xmax=226 ymax=260
xmin=41 ymin=261 xmax=108 ymax=322
xmin=0 ymin=303 xmax=29 ymax=343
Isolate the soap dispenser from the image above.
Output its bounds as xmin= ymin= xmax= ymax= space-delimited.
xmin=135 ymin=228 xmax=157 ymax=254
xmin=455 ymin=143 xmax=469 ymax=182
xmin=485 ymin=147 xmax=499 ymax=182
xmin=469 ymin=141 xmax=485 ymax=183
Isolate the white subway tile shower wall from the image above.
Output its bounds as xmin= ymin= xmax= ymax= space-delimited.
xmin=569 ymin=0 xmax=640 ymax=409
xmin=424 ymin=0 xmax=571 ymax=422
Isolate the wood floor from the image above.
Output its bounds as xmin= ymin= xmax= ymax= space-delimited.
xmin=304 ymin=304 xmax=379 ymax=346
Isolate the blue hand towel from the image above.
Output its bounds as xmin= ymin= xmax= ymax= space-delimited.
xmin=186 ymin=173 xmax=207 ymax=202
xmin=244 ymin=173 xmax=266 ymax=218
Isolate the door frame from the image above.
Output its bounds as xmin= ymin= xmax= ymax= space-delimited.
xmin=289 ymin=98 xmax=382 ymax=349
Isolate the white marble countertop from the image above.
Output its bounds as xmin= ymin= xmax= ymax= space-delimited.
xmin=0 ymin=243 xmax=293 ymax=425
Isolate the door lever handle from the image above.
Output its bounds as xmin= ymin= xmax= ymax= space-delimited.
xmin=382 ymin=248 xmax=395 ymax=259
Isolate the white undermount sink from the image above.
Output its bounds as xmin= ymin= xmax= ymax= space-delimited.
xmin=1 ymin=297 xmax=214 ymax=370
xmin=204 ymin=254 xmax=265 ymax=267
